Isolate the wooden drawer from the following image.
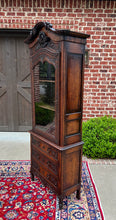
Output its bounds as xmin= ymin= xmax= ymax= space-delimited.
xmin=31 ymin=159 xmax=58 ymax=188
xmin=32 ymin=145 xmax=58 ymax=175
xmin=32 ymin=136 xmax=58 ymax=161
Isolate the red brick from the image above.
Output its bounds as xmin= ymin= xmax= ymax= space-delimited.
xmin=4 ymin=0 xmax=9 ymax=7
xmin=52 ymin=0 xmax=56 ymax=7
xmin=94 ymin=18 xmax=102 ymax=22
xmin=104 ymin=18 xmax=112 ymax=22
xmin=92 ymin=89 xmax=99 ymax=92
xmin=17 ymin=13 xmax=25 ymax=16
xmin=48 ymin=13 xmax=56 ymax=17
xmin=101 ymin=36 xmax=110 ymax=40
xmin=84 ymin=18 xmax=92 ymax=22
xmin=108 ymin=14 xmax=116 ymax=18
xmin=96 ymin=31 xmax=104 ymax=35
xmin=23 ymin=8 xmax=31 ymax=12
xmin=44 ymin=8 xmax=52 ymax=12
xmin=27 ymin=13 xmax=36 ymax=16
xmin=37 ymin=13 xmax=46 ymax=16
xmin=98 ymin=14 xmax=106 ymax=17
xmin=9 ymin=0 xmax=13 ymax=7
xmin=68 ymin=13 xmax=76 ymax=17
xmin=88 ymin=107 xmax=96 ymax=110
xmin=74 ymin=9 xmax=82 ymax=13
xmin=87 ymin=22 xmax=95 ymax=26
xmin=54 ymin=8 xmax=63 ymax=12
xmin=7 ymin=12 xmax=15 ymax=16
xmin=84 ymin=9 xmax=93 ymax=13
xmin=88 ymin=14 xmax=96 ymax=17
xmin=56 ymin=0 xmax=60 ymax=8
xmin=95 ymin=39 xmax=104 ymax=44
xmin=41 ymin=0 xmax=44 ymax=7
xmin=20 ymin=0 xmax=24 ymax=7
xmin=111 ymin=1 xmax=115 ymax=8
xmin=105 ymin=9 xmax=113 ymax=13
xmin=58 ymin=13 xmax=66 ymax=17
xmin=77 ymin=0 xmax=81 ymax=8
xmin=36 ymin=0 xmax=40 ymax=7
xmin=73 ymin=0 xmax=77 ymax=8
xmin=107 ymin=23 xmax=116 ymax=27
xmin=91 ymin=44 xmax=100 ymax=48
xmin=104 ymin=57 xmax=112 ymax=61
xmin=0 ymin=12 xmax=5 ymax=16
xmin=105 ymin=40 xmax=113 ymax=44
xmin=1 ymin=0 xmax=4 ymax=7
xmin=110 ymin=45 xmax=116 ymax=48
xmin=0 ymin=19 xmax=3 ymax=23
xmin=94 ymin=9 xmax=103 ymax=13
xmin=45 ymin=0 xmax=49 ymax=7
xmin=94 ymin=65 xmax=103 ymax=69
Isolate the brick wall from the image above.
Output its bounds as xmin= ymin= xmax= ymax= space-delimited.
xmin=0 ymin=0 xmax=116 ymax=120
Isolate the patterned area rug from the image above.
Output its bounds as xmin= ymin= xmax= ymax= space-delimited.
xmin=0 ymin=161 xmax=104 ymax=220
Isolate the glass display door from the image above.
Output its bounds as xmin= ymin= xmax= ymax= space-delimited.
xmin=34 ymin=61 xmax=55 ymax=136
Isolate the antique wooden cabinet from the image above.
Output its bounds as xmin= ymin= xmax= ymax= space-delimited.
xmin=25 ymin=22 xmax=89 ymax=209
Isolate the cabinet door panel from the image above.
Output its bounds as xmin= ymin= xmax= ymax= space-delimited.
xmin=66 ymin=120 xmax=80 ymax=136
xmin=66 ymin=53 xmax=82 ymax=113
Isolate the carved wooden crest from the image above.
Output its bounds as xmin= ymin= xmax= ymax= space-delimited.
xmin=24 ymin=22 xmax=53 ymax=44
xmin=38 ymin=31 xmax=50 ymax=48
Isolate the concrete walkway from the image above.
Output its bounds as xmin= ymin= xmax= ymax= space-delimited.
xmin=0 ymin=132 xmax=116 ymax=220
xmin=0 ymin=132 xmax=30 ymax=160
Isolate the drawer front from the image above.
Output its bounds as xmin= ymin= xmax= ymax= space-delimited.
xmin=32 ymin=136 xmax=58 ymax=161
xmin=31 ymin=159 xmax=58 ymax=188
xmin=32 ymin=145 xmax=58 ymax=175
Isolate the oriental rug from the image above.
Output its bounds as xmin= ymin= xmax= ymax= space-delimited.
xmin=0 ymin=161 xmax=104 ymax=220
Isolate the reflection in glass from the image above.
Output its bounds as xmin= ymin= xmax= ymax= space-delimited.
xmin=39 ymin=61 xmax=55 ymax=81
xmin=34 ymin=61 xmax=55 ymax=135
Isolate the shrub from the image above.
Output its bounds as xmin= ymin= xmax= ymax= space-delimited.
xmin=82 ymin=116 xmax=116 ymax=159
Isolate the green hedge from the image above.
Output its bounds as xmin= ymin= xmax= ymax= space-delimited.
xmin=82 ymin=116 xmax=116 ymax=159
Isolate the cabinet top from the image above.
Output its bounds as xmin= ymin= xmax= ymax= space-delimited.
xmin=25 ymin=21 xmax=90 ymax=44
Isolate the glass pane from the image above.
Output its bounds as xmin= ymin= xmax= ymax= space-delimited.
xmin=34 ymin=61 xmax=55 ymax=136
xmin=39 ymin=61 xmax=55 ymax=80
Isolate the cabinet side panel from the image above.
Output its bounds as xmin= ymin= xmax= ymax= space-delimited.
xmin=66 ymin=53 xmax=82 ymax=113
xmin=63 ymin=148 xmax=81 ymax=190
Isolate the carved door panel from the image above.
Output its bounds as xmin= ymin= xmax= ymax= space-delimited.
xmin=0 ymin=35 xmax=32 ymax=131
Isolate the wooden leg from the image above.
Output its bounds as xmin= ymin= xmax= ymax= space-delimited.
xmin=76 ymin=189 xmax=80 ymax=200
xmin=59 ymin=196 xmax=63 ymax=210
xmin=31 ymin=172 xmax=34 ymax=181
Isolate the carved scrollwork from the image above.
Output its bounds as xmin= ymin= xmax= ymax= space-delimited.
xmin=31 ymin=137 xmax=58 ymax=162
xmin=36 ymin=31 xmax=50 ymax=49
xmin=35 ymin=32 xmax=60 ymax=51
xmin=47 ymin=146 xmax=58 ymax=160
xmin=24 ymin=22 xmax=53 ymax=44
xmin=32 ymin=49 xmax=58 ymax=68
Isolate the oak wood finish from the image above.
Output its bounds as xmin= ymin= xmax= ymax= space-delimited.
xmin=25 ymin=22 xmax=89 ymax=209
